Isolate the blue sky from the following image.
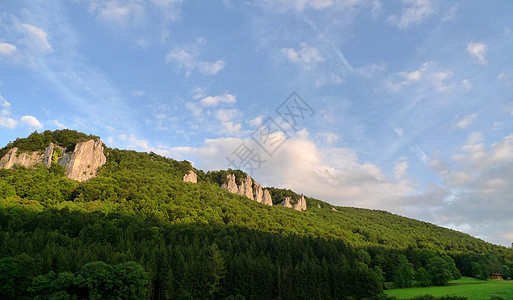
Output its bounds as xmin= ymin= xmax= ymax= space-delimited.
xmin=1 ymin=0 xmax=513 ymax=246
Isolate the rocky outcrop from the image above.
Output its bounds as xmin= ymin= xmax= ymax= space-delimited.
xmin=254 ymin=182 xmax=263 ymax=203
xmin=281 ymin=197 xmax=293 ymax=208
xmin=280 ymin=195 xmax=307 ymax=211
xmin=294 ymin=195 xmax=307 ymax=211
xmin=0 ymin=139 xmax=106 ymax=182
xmin=62 ymin=140 xmax=106 ymax=182
xmin=262 ymin=189 xmax=273 ymax=206
xmin=221 ymin=174 xmax=238 ymax=194
xmin=239 ymin=175 xmax=253 ymax=200
xmin=0 ymin=147 xmax=45 ymax=169
xmin=220 ymin=173 xmax=273 ymax=206
xmin=43 ymin=143 xmax=55 ymax=168
xmin=183 ymin=170 xmax=197 ymax=183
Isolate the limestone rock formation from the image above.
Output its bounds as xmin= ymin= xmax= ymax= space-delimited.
xmin=239 ymin=175 xmax=253 ymax=200
xmin=280 ymin=195 xmax=307 ymax=211
xmin=0 ymin=147 xmax=45 ymax=169
xmin=0 ymin=139 xmax=106 ymax=182
xmin=262 ymin=189 xmax=273 ymax=206
xmin=62 ymin=140 xmax=106 ymax=182
xmin=221 ymin=174 xmax=238 ymax=194
xmin=43 ymin=143 xmax=55 ymax=168
xmin=220 ymin=173 xmax=273 ymax=206
xmin=254 ymin=182 xmax=263 ymax=203
xmin=182 ymin=170 xmax=197 ymax=183
xmin=293 ymin=195 xmax=307 ymax=211
xmin=281 ymin=197 xmax=293 ymax=208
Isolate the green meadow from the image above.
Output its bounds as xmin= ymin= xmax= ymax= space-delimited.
xmin=385 ymin=277 xmax=513 ymax=299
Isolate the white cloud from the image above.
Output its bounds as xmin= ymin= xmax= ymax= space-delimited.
xmin=192 ymin=87 xmax=207 ymax=99
xmin=166 ymin=39 xmax=226 ymax=76
xmin=454 ymin=113 xmax=478 ymax=130
xmin=20 ymin=115 xmax=43 ymax=128
xmin=0 ymin=42 xmax=17 ymax=56
xmin=0 ymin=117 xmax=17 ymax=129
xmin=20 ymin=23 xmax=52 ymax=52
xmin=385 ymin=62 xmax=471 ymax=93
xmin=0 ymin=94 xmax=17 ymax=129
xmin=89 ymin=0 xmax=146 ymax=27
xmin=393 ymin=158 xmax=409 ymax=180
xmin=420 ymin=132 xmax=513 ymax=245
xmin=248 ymin=116 xmax=263 ymax=127
xmin=215 ymin=109 xmax=239 ymax=122
xmin=281 ymin=42 xmax=324 ymax=66
xmin=214 ymin=109 xmax=241 ymax=133
xmin=466 ymin=42 xmax=487 ymax=64
xmin=388 ymin=0 xmax=437 ymax=30
xmin=150 ymin=0 xmax=182 ymax=21
xmin=118 ymin=133 xmax=172 ymax=157
xmin=196 ymin=60 xmax=226 ymax=75
xmin=370 ymin=0 xmax=382 ymax=20
xmin=52 ymin=120 xmax=66 ymax=128
xmin=200 ymin=94 xmax=236 ymax=107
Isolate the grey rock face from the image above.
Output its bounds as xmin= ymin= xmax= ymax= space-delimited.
xmin=1 ymin=139 xmax=106 ymax=182
xmin=183 ymin=170 xmax=197 ymax=183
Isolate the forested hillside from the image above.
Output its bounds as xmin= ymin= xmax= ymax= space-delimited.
xmin=1 ymin=131 xmax=512 ymax=299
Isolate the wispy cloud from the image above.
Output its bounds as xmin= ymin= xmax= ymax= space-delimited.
xmin=466 ymin=42 xmax=487 ymax=64
xmin=454 ymin=113 xmax=478 ymax=130
xmin=388 ymin=0 xmax=437 ymax=30
xmin=200 ymin=94 xmax=236 ymax=107
xmin=385 ymin=62 xmax=472 ymax=93
xmin=166 ymin=38 xmax=226 ymax=76
xmin=0 ymin=43 xmax=17 ymax=57
xmin=281 ymin=42 xmax=324 ymax=66
xmin=498 ymin=72 xmax=513 ymax=85
xmin=19 ymin=23 xmax=53 ymax=53
xmin=0 ymin=94 xmax=17 ymax=129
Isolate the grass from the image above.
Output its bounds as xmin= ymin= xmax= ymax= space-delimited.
xmin=385 ymin=277 xmax=513 ymax=299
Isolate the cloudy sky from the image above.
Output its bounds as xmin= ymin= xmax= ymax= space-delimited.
xmin=1 ymin=0 xmax=513 ymax=246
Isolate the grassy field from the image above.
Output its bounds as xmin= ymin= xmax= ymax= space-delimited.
xmin=385 ymin=277 xmax=513 ymax=299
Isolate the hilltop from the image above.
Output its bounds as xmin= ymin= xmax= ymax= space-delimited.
xmin=1 ymin=130 xmax=512 ymax=299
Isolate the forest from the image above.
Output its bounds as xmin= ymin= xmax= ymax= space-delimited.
xmin=0 ymin=130 xmax=512 ymax=299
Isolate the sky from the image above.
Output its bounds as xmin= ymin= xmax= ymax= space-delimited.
xmin=1 ymin=0 xmax=513 ymax=246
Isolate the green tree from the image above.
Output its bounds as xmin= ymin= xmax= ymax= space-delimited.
xmin=393 ymin=254 xmax=415 ymax=288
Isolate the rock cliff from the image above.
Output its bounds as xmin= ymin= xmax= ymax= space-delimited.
xmin=220 ymin=173 xmax=273 ymax=207
xmin=0 ymin=139 xmax=106 ymax=182
xmin=182 ymin=170 xmax=197 ymax=183
xmin=280 ymin=195 xmax=307 ymax=211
